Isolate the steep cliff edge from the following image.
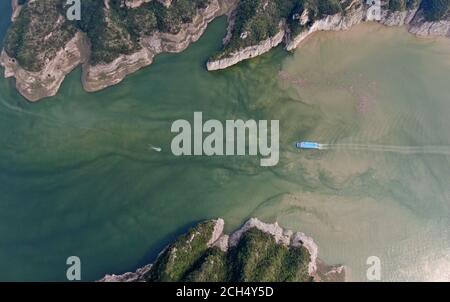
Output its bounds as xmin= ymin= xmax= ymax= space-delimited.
xmin=100 ymin=218 xmax=345 ymax=282
xmin=207 ymin=0 xmax=450 ymax=71
xmin=2 ymin=0 xmax=450 ymax=101
xmin=11 ymin=0 xmax=22 ymax=22
xmin=0 ymin=33 xmax=86 ymax=102
xmin=1 ymin=0 xmax=83 ymax=101
xmin=1 ymin=0 xmax=237 ymax=101
xmin=82 ymin=0 xmax=236 ymax=92
xmin=207 ymin=24 xmax=285 ymax=71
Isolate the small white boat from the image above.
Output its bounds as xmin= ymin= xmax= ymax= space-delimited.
xmin=149 ymin=144 xmax=162 ymax=152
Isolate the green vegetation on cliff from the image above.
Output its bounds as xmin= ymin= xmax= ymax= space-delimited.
xmin=109 ymin=0 xmax=210 ymax=36
xmin=89 ymin=0 xmax=209 ymax=65
xmin=389 ymin=0 xmax=407 ymax=11
xmin=145 ymin=220 xmax=312 ymax=282
xmin=387 ymin=0 xmax=420 ymax=11
xmin=3 ymin=0 xmax=212 ymax=68
xmin=145 ymin=0 xmax=210 ymax=34
xmin=147 ymin=220 xmax=217 ymax=282
xmin=421 ymin=0 xmax=450 ymax=21
xmin=229 ymin=228 xmax=311 ymax=282
xmin=4 ymin=0 xmax=76 ymax=71
xmin=74 ymin=0 xmax=212 ymax=65
xmin=213 ymin=0 xmax=345 ymax=60
xmin=214 ymin=0 xmax=295 ymax=59
xmin=183 ymin=247 xmax=229 ymax=282
xmin=3 ymin=0 xmax=450 ymax=70
xmin=384 ymin=0 xmax=450 ymax=21
xmin=212 ymin=0 xmax=450 ymax=60
xmin=73 ymin=0 xmax=138 ymax=65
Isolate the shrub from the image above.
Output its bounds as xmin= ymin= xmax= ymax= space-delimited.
xmin=421 ymin=0 xmax=450 ymax=21
xmin=4 ymin=0 xmax=76 ymax=71
xmin=389 ymin=0 xmax=406 ymax=11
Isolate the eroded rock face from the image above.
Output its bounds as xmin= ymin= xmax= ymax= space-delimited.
xmin=379 ymin=8 xmax=419 ymax=26
xmin=82 ymin=46 xmax=154 ymax=92
xmin=11 ymin=0 xmax=22 ymax=21
xmin=1 ymin=0 xmax=234 ymax=101
xmin=285 ymin=6 xmax=366 ymax=51
xmin=207 ymin=1 xmax=450 ymax=71
xmin=99 ymin=264 xmax=152 ymax=282
xmin=409 ymin=10 xmax=450 ymax=37
xmin=207 ymin=218 xmax=225 ymax=246
xmin=208 ymin=3 xmax=366 ymax=70
xmin=99 ymin=217 xmax=345 ymax=282
xmin=82 ymin=0 xmax=224 ymax=92
xmin=120 ymin=0 xmax=170 ymax=9
xmin=292 ymin=232 xmax=318 ymax=275
xmin=3 ymin=0 xmax=450 ymax=101
xmin=228 ymin=218 xmax=292 ymax=247
xmin=207 ymin=25 xmax=286 ymax=71
xmin=0 ymin=33 xmax=86 ymax=102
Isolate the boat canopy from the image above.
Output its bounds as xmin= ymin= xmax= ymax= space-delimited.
xmin=296 ymin=142 xmax=320 ymax=149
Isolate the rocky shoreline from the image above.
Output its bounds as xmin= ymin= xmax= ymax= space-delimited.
xmin=207 ymin=2 xmax=450 ymax=71
xmin=82 ymin=0 xmax=235 ymax=92
xmin=0 ymin=32 xmax=87 ymax=102
xmin=1 ymin=0 xmax=450 ymax=101
xmin=100 ymin=218 xmax=346 ymax=282
xmin=207 ymin=23 xmax=286 ymax=71
xmin=11 ymin=0 xmax=22 ymax=22
xmin=1 ymin=0 xmax=237 ymax=101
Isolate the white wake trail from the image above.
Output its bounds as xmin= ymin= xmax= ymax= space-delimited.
xmin=319 ymin=144 xmax=450 ymax=156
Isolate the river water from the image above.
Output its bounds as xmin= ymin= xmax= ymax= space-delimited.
xmin=0 ymin=3 xmax=449 ymax=281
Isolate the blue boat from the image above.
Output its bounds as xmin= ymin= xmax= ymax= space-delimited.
xmin=295 ymin=141 xmax=321 ymax=150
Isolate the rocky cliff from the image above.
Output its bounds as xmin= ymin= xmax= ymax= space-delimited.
xmin=207 ymin=24 xmax=285 ymax=71
xmin=207 ymin=0 xmax=450 ymax=71
xmin=11 ymin=0 xmax=22 ymax=22
xmin=2 ymin=0 xmax=450 ymax=101
xmin=82 ymin=0 xmax=233 ymax=92
xmin=409 ymin=9 xmax=450 ymax=36
xmin=100 ymin=218 xmax=345 ymax=282
xmin=1 ymin=0 xmax=237 ymax=101
xmin=0 ymin=32 xmax=86 ymax=102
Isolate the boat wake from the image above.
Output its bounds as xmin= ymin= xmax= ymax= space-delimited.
xmin=319 ymin=144 xmax=450 ymax=156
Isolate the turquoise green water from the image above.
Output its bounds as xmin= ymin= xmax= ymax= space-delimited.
xmin=0 ymin=2 xmax=449 ymax=281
